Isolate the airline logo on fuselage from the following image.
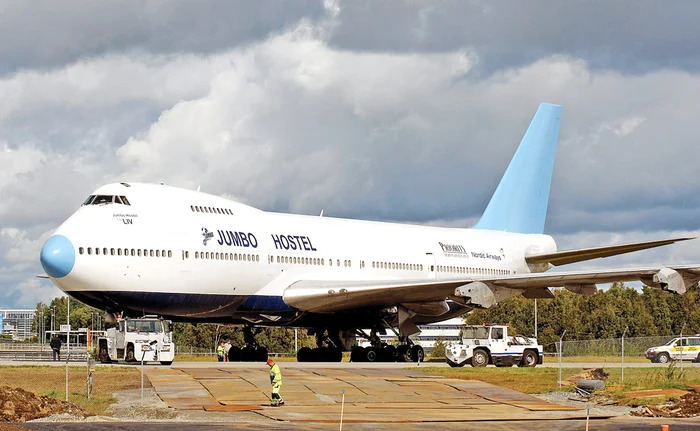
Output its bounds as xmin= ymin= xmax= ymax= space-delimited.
xmin=217 ymin=230 xmax=259 ymax=248
xmin=439 ymin=242 xmax=468 ymax=258
xmin=202 ymin=228 xmax=214 ymax=245
xmin=271 ymin=234 xmax=317 ymax=251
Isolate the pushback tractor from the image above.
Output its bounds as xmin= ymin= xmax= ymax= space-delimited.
xmin=98 ymin=316 xmax=175 ymax=365
xmin=445 ymin=324 xmax=542 ymax=367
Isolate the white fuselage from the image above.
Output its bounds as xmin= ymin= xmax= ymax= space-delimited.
xmin=45 ymin=183 xmax=556 ymax=327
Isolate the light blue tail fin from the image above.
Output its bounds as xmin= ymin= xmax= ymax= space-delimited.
xmin=473 ymin=102 xmax=562 ymax=234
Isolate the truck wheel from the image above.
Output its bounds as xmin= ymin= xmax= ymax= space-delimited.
xmin=160 ymin=361 xmax=173 ymax=366
xmin=519 ymin=350 xmax=538 ymax=368
xmin=656 ymin=352 xmax=670 ymax=364
xmin=695 ymin=353 xmax=700 ymax=364
xmin=471 ymin=349 xmax=489 ymax=367
xmin=126 ymin=345 xmax=136 ymax=362
xmin=98 ymin=342 xmax=110 ymax=363
xmin=365 ymin=348 xmax=378 ymax=362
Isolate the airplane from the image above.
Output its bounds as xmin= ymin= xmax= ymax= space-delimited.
xmin=39 ymin=102 xmax=699 ymax=363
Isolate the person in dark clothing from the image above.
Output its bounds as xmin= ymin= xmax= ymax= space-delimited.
xmin=50 ymin=335 xmax=62 ymax=361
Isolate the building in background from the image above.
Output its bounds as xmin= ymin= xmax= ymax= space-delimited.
xmin=0 ymin=309 xmax=35 ymax=340
xmin=0 ymin=312 xmax=3 ymax=335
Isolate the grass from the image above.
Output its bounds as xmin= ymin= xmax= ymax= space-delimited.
xmin=0 ymin=366 xmax=147 ymax=416
xmin=421 ymin=363 xmax=700 ymax=406
xmin=542 ymin=354 xmax=648 ymax=363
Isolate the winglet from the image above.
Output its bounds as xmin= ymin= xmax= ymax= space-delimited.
xmin=474 ymin=103 xmax=562 ymax=234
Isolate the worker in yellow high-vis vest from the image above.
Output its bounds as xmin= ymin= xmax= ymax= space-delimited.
xmin=267 ymin=358 xmax=284 ymax=406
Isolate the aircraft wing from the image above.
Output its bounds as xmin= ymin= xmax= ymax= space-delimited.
xmin=282 ymin=265 xmax=700 ymax=313
xmin=525 ymin=237 xmax=694 ymax=267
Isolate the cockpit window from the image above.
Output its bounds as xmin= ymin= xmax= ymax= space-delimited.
xmin=93 ymin=195 xmax=113 ymax=205
xmin=83 ymin=195 xmax=131 ymax=206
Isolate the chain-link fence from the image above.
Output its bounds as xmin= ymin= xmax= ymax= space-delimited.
xmin=549 ymin=335 xmax=675 ymax=360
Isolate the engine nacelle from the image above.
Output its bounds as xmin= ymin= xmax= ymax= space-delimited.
xmin=653 ymin=267 xmax=687 ymax=295
xmin=564 ymin=284 xmax=597 ymax=296
xmin=400 ymin=301 xmax=450 ymax=316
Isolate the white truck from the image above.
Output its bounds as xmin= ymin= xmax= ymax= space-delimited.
xmin=445 ymin=324 xmax=542 ymax=368
xmin=98 ymin=316 xmax=175 ymax=365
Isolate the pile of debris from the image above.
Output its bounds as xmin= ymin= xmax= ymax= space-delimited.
xmin=0 ymin=386 xmax=88 ymax=422
xmin=632 ymin=390 xmax=700 ymax=418
xmin=565 ymin=368 xmax=609 ymax=385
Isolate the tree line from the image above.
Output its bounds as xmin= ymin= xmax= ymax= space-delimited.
xmin=30 ymin=283 xmax=698 ymax=351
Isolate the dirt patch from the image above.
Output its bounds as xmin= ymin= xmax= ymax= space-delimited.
xmin=565 ymin=368 xmax=609 ymax=385
xmin=632 ymin=390 xmax=700 ymax=418
xmin=0 ymin=386 xmax=88 ymax=422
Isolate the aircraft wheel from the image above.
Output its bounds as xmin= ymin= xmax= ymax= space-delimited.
xmin=381 ymin=345 xmax=396 ymax=362
xmin=227 ymin=346 xmax=241 ymax=362
xmin=365 ymin=348 xmax=379 ymax=362
xmin=397 ymin=345 xmax=413 ymax=363
xmin=240 ymin=346 xmax=256 ymax=362
xmin=330 ymin=347 xmax=343 ymax=362
xmin=411 ymin=345 xmax=425 ymax=363
xmin=256 ymin=346 xmax=268 ymax=362
xmin=297 ymin=346 xmax=313 ymax=362
xmin=351 ymin=346 xmax=365 ymax=362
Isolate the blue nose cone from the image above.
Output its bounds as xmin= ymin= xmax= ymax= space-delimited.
xmin=40 ymin=235 xmax=76 ymax=278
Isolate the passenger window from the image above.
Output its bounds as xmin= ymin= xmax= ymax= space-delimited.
xmin=117 ymin=248 xmax=122 ymax=256
xmin=110 ymin=248 xmax=115 ymax=255
xmin=168 ymin=251 xmax=172 ymax=258
xmin=79 ymin=247 xmax=84 ymax=255
xmin=96 ymin=248 xmax=100 ymax=255
xmin=87 ymin=247 xmax=92 ymax=255
xmin=137 ymin=249 xmax=142 ymax=257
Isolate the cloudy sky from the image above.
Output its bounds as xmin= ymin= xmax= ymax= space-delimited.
xmin=2 ymin=0 xmax=700 ymax=308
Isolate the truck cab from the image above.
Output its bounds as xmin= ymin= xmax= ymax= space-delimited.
xmin=445 ymin=324 xmax=543 ymax=368
xmin=98 ymin=316 xmax=175 ymax=365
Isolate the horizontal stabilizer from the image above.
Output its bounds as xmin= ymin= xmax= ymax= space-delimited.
xmin=525 ymin=237 xmax=694 ymax=267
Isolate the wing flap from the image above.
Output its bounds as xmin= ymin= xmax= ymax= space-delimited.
xmin=525 ymin=237 xmax=694 ymax=267
xmin=282 ymin=265 xmax=700 ymax=313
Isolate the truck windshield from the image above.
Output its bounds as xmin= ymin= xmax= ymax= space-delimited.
xmin=126 ymin=320 xmax=162 ymax=333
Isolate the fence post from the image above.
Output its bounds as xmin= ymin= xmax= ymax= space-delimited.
xmin=621 ymin=327 xmax=628 ymax=384
xmin=680 ymin=323 xmax=686 ymax=377
xmin=558 ymin=330 xmax=566 ymax=389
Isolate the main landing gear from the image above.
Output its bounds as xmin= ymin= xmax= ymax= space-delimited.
xmin=227 ymin=326 xmax=268 ymax=362
xmin=297 ymin=329 xmax=344 ymax=362
xmin=350 ymin=329 xmax=424 ymax=363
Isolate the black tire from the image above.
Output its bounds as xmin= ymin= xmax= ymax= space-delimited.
xmin=495 ymin=364 xmax=511 ymax=367
xmin=297 ymin=346 xmax=313 ymax=362
xmin=98 ymin=342 xmax=110 ymax=363
xmin=656 ymin=352 xmax=670 ymax=364
xmin=447 ymin=358 xmax=464 ymax=368
xmin=227 ymin=346 xmax=241 ymax=362
xmin=519 ymin=350 xmax=538 ymax=368
xmin=397 ymin=345 xmax=413 ymax=363
xmin=240 ymin=346 xmax=256 ymax=362
xmin=695 ymin=353 xmax=700 ymax=364
xmin=365 ymin=348 xmax=379 ymax=362
xmin=411 ymin=345 xmax=425 ymax=363
xmin=471 ymin=349 xmax=489 ymax=367
xmin=255 ymin=346 xmax=268 ymax=362
xmin=160 ymin=361 xmax=173 ymax=366
xmin=381 ymin=345 xmax=396 ymax=362
xmin=330 ymin=347 xmax=343 ymax=362
xmin=126 ymin=345 xmax=136 ymax=362
xmin=351 ymin=346 xmax=365 ymax=362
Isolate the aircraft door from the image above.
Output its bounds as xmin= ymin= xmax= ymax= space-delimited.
xmin=425 ymin=252 xmax=437 ymax=279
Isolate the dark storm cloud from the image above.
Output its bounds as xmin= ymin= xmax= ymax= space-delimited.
xmin=330 ymin=0 xmax=700 ymax=75
xmin=0 ymin=0 xmax=324 ymax=75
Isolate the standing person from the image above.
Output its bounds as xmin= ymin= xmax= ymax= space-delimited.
xmin=223 ymin=339 xmax=232 ymax=362
xmin=216 ymin=340 xmax=225 ymax=362
xmin=50 ymin=334 xmax=62 ymax=361
xmin=267 ymin=358 xmax=284 ymax=406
